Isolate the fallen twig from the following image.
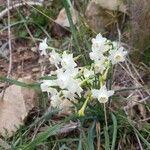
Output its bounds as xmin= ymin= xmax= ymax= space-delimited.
xmin=0 ymin=1 xmax=43 ymax=18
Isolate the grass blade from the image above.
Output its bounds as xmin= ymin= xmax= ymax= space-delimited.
xmin=77 ymin=133 xmax=82 ymax=150
xmin=21 ymin=123 xmax=63 ymax=150
xmin=21 ymin=114 xmax=77 ymax=149
xmin=133 ymin=127 xmax=150 ymax=149
xmin=62 ymin=0 xmax=81 ymax=54
xmin=104 ymin=127 xmax=110 ymax=150
xmin=87 ymin=121 xmax=95 ymax=150
xmin=0 ymin=76 xmax=40 ymax=90
xmin=119 ymin=114 xmax=150 ymax=149
xmin=111 ymin=113 xmax=117 ymax=150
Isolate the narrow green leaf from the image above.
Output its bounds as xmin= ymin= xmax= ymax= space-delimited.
xmin=77 ymin=133 xmax=82 ymax=150
xmin=0 ymin=76 xmax=40 ymax=90
xmin=104 ymin=127 xmax=110 ymax=150
xmin=87 ymin=122 xmax=95 ymax=150
xmin=39 ymin=75 xmax=57 ymax=80
xmin=22 ymin=123 xmax=63 ymax=150
xmin=21 ymin=114 xmax=77 ymax=149
xmin=62 ymin=0 xmax=81 ymax=54
xmin=133 ymin=128 xmax=150 ymax=149
xmin=123 ymin=116 xmax=150 ymax=149
xmin=111 ymin=113 xmax=117 ymax=150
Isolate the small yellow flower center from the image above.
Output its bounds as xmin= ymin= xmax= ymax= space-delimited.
xmin=99 ymin=97 xmax=108 ymax=103
xmin=115 ymin=55 xmax=122 ymax=61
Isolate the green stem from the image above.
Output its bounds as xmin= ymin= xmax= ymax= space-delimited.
xmin=104 ymin=103 xmax=108 ymax=130
xmin=62 ymin=0 xmax=80 ymax=53
xmin=99 ymin=75 xmax=104 ymax=88
xmin=47 ymin=46 xmax=60 ymax=53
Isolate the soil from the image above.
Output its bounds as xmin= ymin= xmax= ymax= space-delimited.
xmin=0 ymin=29 xmax=41 ymax=95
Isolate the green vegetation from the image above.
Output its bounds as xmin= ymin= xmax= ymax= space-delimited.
xmin=0 ymin=0 xmax=149 ymax=150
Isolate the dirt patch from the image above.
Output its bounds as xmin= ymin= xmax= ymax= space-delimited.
xmin=0 ymin=36 xmax=40 ymax=78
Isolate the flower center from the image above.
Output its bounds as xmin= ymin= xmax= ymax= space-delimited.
xmin=115 ymin=55 xmax=122 ymax=61
xmin=99 ymin=96 xmax=108 ymax=103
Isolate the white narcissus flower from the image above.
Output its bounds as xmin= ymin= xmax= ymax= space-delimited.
xmin=92 ymin=85 xmax=114 ymax=103
xmin=51 ymin=94 xmax=62 ymax=108
xmin=94 ymin=61 xmax=106 ymax=74
xmin=93 ymin=56 xmax=107 ymax=74
xmin=62 ymin=90 xmax=76 ymax=100
xmin=90 ymin=33 xmax=110 ymax=61
xmin=91 ymin=33 xmax=109 ymax=54
xmin=92 ymin=33 xmax=106 ymax=50
xmin=49 ymin=50 xmax=61 ymax=67
xmin=39 ymin=38 xmax=48 ymax=56
xmin=89 ymin=49 xmax=104 ymax=61
xmin=112 ymin=41 xmax=119 ymax=49
xmin=48 ymin=88 xmax=58 ymax=96
xmin=59 ymin=99 xmax=74 ymax=112
xmin=56 ymin=69 xmax=82 ymax=96
xmin=61 ymin=51 xmax=77 ymax=70
xmin=109 ymin=47 xmax=127 ymax=64
xmin=83 ymin=68 xmax=94 ymax=78
xmin=40 ymin=80 xmax=58 ymax=92
xmin=65 ymin=67 xmax=79 ymax=77
xmin=67 ymin=78 xmax=83 ymax=97
xmin=57 ymin=70 xmax=70 ymax=89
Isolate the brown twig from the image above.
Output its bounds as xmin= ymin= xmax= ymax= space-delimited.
xmin=0 ymin=1 xmax=43 ymax=18
xmin=0 ymin=0 xmax=12 ymax=100
xmin=7 ymin=0 xmax=12 ymax=78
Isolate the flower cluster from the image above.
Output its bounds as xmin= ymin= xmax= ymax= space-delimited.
xmin=39 ymin=34 xmax=127 ymax=115
xmin=41 ymin=51 xmax=82 ymax=110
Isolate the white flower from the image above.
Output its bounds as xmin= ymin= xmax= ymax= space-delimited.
xmin=91 ymin=33 xmax=109 ymax=54
xmin=57 ymin=70 xmax=82 ymax=96
xmin=57 ymin=70 xmax=70 ymax=89
xmin=48 ymin=88 xmax=58 ymax=96
xmin=61 ymin=51 xmax=77 ymax=70
xmin=93 ymin=56 xmax=107 ymax=74
xmin=65 ymin=67 xmax=79 ymax=77
xmin=67 ymin=78 xmax=83 ymax=96
xmin=62 ymin=90 xmax=76 ymax=100
xmin=83 ymin=68 xmax=94 ymax=78
xmin=40 ymin=80 xmax=58 ymax=95
xmin=39 ymin=38 xmax=48 ymax=56
xmin=51 ymin=94 xmax=62 ymax=108
xmin=92 ymin=85 xmax=114 ymax=103
xmin=92 ymin=33 xmax=106 ymax=50
xmin=109 ymin=47 xmax=127 ymax=64
xmin=49 ymin=50 xmax=61 ymax=67
xmin=112 ymin=41 xmax=119 ymax=49
xmin=89 ymin=50 xmax=104 ymax=61
xmin=90 ymin=33 xmax=110 ymax=61
xmin=51 ymin=94 xmax=74 ymax=111
xmin=59 ymin=99 xmax=74 ymax=112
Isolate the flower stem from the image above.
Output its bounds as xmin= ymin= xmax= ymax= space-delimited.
xmin=47 ymin=46 xmax=61 ymax=53
xmin=99 ymin=75 xmax=104 ymax=88
xmin=104 ymin=103 xmax=108 ymax=130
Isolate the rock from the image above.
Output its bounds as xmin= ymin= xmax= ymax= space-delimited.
xmin=85 ymin=1 xmax=115 ymax=33
xmin=51 ymin=7 xmax=78 ymax=38
xmin=0 ymin=76 xmax=37 ymax=137
xmin=93 ymin=0 xmax=127 ymax=13
xmin=55 ymin=8 xmax=78 ymax=27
